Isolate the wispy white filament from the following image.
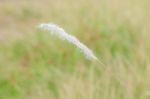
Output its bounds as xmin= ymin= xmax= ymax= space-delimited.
xmin=39 ymin=23 xmax=99 ymax=61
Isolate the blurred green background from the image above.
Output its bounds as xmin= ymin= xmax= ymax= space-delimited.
xmin=0 ymin=0 xmax=150 ymax=99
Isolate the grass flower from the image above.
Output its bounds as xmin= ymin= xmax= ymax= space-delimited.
xmin=39 ymin=23 xmax=99 ymax=62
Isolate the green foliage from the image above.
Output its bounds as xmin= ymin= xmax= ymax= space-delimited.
xmin=1 ymin=0 xmax=150 ymax=99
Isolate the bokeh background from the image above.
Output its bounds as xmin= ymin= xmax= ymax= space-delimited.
xmin=0 ymin=0 xmax=150 ymax=99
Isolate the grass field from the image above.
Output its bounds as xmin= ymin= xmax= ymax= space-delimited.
xmin=0 ymin=0 xmax=150 ymax=99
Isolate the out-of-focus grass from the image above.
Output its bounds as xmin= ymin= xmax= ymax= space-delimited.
xmin=0 ymin=0 xmax=150 ymax=99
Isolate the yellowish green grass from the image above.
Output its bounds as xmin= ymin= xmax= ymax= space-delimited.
xmin=0 ymin=0 xmax=150 ymax=99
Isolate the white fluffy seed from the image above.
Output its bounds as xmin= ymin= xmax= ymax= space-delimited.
xmin=39 ymin=23 xmax=99 ymax=61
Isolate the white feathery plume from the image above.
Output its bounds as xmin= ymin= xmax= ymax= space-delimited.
xmin=38 ymin=23 xmax=99 ymax=62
